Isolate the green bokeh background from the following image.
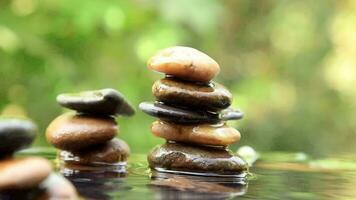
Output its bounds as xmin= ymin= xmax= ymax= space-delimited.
xmin=1 ymin=0 xmax=356 ymax=156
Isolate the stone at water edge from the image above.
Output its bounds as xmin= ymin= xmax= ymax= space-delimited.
xmin=139 ymin=102 xmax=220 ymax=124
xmin=0 ymin=157 xmax=52 ymax=190
xmin=151 ymin=120 xmax=241 ymax=146
xmin=46 ymin=113 xmax=117 ymax=151
xmin=148 ymin=142 xmax=248 ymax=175
xmin=57 ymin=88 xmax=135 ymax=116
xmin=148 ymin=46 xmax=220 ymax=83
xmin=39 ymin=173 xmax=78 ymax=200
xmin=152 ymin=77 xmax=232 ymax=111
xmin=59 ymin=138 xmax=130 ymax=165
xmin=0 ymin=118 xmax=37 ymax=156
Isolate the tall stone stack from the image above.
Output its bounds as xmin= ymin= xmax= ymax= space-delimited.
xmin=140 ymin=46 xmax=248 ymax=176
xmin=0 ymin=118 xmax=77 ymax=199
xmin=46 ymin=88 xmax=134 ymax=168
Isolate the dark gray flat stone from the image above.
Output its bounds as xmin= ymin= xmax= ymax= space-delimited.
xmin=57 ymin=88 xmax=135 ymax=117
xmin=139 ymin=102 xmax=220 ymax=124
xmin=0 ymin=118 xmax=37 ymax=156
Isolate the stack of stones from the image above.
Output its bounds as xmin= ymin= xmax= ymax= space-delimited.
xmin=0 ymin=118 xmax=77 ymax=199
xmin=46 ymin=88 xmax=134 ymax=168
xmin=140 ymin=46 xmax=248 ymax=176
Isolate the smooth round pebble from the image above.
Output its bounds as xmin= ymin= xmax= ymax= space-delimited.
xmin=152 ymin=78 xmax=232 ymax=111
xmin=139 ymin=102 xmax=220 ymax=124
xmin=0 ymin=118 xmax=37 ymax=156
xmin=148 ymin=46 xmax=220 ymax=83
xmin=46 ymin=113 xmax=118 ymax=151
xmin=57 ymin=88 xmax=135 ymax=116
xmin=148 ymin=143 xmax=248 ymax=175
xmin=0 ymin=157 xmax=52 ymax=190
xmin=39 ymin=173 xmax=78 ymax=200
xmin=59 ymin=138 xmax=130 ymax=166
xmin=151 ymin=121 xmax=241 ymax=146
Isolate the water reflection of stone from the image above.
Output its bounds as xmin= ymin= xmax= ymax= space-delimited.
xmin=59 ymin=163 xmax=132 ymax=200
xmin=150 ymin=170 xmax=248 ymax=200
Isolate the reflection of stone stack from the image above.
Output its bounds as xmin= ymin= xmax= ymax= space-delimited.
xmin=140 ymin=46 xmax=248 ymax=176
xmin=0 ymin=118 xmax=77 ymax=199
xmin=46 ymin=89 xmax=134 ymax=168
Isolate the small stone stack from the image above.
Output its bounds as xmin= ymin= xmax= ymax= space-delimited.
xmin=0 ymin=118 xmax=77 ymax=199
xmin=140 ymin=46 xmax=248 ymax=176
xmin=46 ymin=88 xmax=134 ymax=167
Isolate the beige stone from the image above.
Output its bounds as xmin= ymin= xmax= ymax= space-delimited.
xmin=148 ymin=46 xmax=220 ymax=82
xmin=0 ymin=157 xmax=52 ymax=190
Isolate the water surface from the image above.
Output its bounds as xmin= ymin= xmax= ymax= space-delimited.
xmin=20 ymin=148 xmax=356 ymax=200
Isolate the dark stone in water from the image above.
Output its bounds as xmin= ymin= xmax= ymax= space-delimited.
xmin=139 ymin=102 xmax=220 ymax=124
xmin=0 ymin=118 xmax=37 ymax=156
xmin=59 ymin=138 xmax=130 ymax=166
xmin=148 ymin=142 xmax=248 ymax=175
xmin=57 ymin=88 xmax=135 ymax=116
xmin=150 ymin=175 xmax=247 ymax=199
xmin=153 ymin=78 xmax=232 ymax=111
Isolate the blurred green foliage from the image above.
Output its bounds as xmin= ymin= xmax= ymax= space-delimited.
xmin=1 ymin=0 xmax=356 ymax=155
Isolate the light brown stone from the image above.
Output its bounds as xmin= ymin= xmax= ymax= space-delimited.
xmin=148 ymin=46 xmax=220 ymax=82
xmin=0 ymin=157 xmax=52 ymax=190
xmin=151 ymin=121 xmax=241 ymax=146
xmin=46 ymin=113 xmax=117 ymax=151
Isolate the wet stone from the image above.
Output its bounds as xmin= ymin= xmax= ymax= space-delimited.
xmin=59 ymin=138 xmax=130 ymax=166
xmin=151 ymin=121 xmax=241 ymax=146
xmin=57 ymin=88 xmax=135 ymax=117
xmin=148 ymin=142 xmax=248 ymax=175
xmin=46 ymin=113 xmax=118 ymax=151
xmin=152 ymin=78 xmax=232 ymax=111
xmin=139 ymin=102 xmax=220 ymax=124
xmin=148 ymin=46 xmax=220 ymax=83
xmin=0 ymin=157 xmax=52 ymax=190
xmin=0 ymin=118 xmax=37 ymax=156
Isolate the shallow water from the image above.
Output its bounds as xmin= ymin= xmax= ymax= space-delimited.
xmin=19 ymin=148 xmax=356 ymax=200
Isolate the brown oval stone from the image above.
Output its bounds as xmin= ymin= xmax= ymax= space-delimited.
xmin=148 ymin=143 xmax=248 ymax=175
xmin=152 ymin=78 xmax=232 ymax=111
xmin=0 ymin=157 xmax=52 ymax=190
xmin=151 ymin=121 xmax=241 ymax=146
xmin=59 ymin=138 xmax=130 ymax=166
xmin=46 ymin=113 xmax=118 ymax=151
xmin=148 ymin=46 xmax=220 ymax=83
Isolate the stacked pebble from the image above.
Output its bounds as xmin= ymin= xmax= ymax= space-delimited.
xmin=46 ymin=88 xmax=134 ymax=167
xmin=140 ymin=46 xmax=248 ymax=176
xmin=0 ymin=118 xmax=77 ymax=199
